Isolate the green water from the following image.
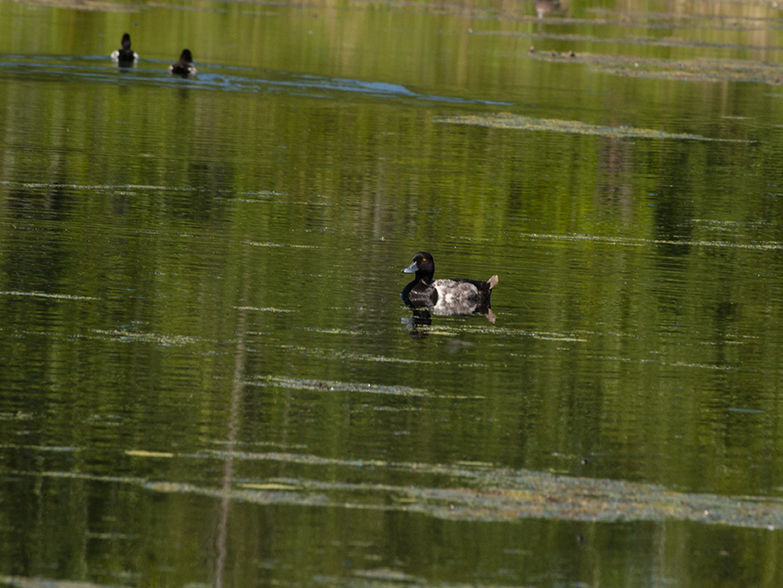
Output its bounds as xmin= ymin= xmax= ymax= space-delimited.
xmin=2 ymin=0 xmax=783 ymax=586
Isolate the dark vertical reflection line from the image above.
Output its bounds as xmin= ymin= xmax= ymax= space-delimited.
xmin=215 ymin=260 xmax=251 ymax=588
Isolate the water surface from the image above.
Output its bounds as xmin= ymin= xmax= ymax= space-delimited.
xmin=1 ymin=0 xmax=783 ymax=586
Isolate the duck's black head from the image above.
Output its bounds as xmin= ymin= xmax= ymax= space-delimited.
xmin=402 ymin=251 xmax=435 ymax=283
xmin=121 ymin=33 xmax=131 ymax=50
xmin=180 ymin=49 xmax=194 ymax=63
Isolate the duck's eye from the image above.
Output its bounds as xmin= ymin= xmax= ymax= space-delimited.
xmin=422 ymin=257 xmax=427 ymax=261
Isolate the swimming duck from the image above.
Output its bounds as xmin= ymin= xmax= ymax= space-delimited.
xmin=169 ymin=49 xmax=197 ymax=76
xmin=401 ymin=252 xmax=498 ymax=319
xmin=110 ymin=33 xmax=139 ymax=65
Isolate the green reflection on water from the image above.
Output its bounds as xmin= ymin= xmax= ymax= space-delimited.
xmin=2 ymin=0 xmax=783 ymax=586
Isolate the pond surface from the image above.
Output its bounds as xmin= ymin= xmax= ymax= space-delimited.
xmin=2 ymin=0 xmax=783 ymax=586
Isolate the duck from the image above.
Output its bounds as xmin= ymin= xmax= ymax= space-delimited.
xmin=535 ymin=0 xmax=561 ymax=18
xmin=169 ymin=49 xmax=197 ymax=77
xmin=401 ymin=252 xmax=498 ymax=320
xmin=110 ymin=33 xmax=139 ymax=65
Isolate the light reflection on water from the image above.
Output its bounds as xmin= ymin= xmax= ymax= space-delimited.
xmin=2 ymin=0 xmax=783 ymax=586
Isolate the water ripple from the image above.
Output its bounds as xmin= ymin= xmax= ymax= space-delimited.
xmin=0 ymin=56 xmax=510 ymax=106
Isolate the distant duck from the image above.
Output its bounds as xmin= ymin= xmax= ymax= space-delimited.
xmin=401 ymin=252 xmax=498 ymax=321
xmin=169 ymin=49 xmax=197 ymax=77
xmin=535 ymin=0 xmax=561 ymax=18
xmin=111 ymin=33 xmax=139 ymax=65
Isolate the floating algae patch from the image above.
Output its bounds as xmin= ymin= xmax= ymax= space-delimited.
xmin=92 ymin=329 xmax=204 ymax=347
xmin=143 ymin=480 xmax=329 ymax=506
xmin=234 ymin=305 xmax=296 ymax=313
xmin=353 ymin=569 xmax=424 ymax=583
xmin=204 ymin=455 xmax=783 ymax=529
xmin=437 ymin=114 xmax=740 ymax=142
xmin=125 ymin=449 xmax=175 ymax=459
xmin=299 ymin=326 xmax=384 ymax=336
xmin=6 ymin=181 xmax=205 ymax=193
xmin=239 ymin=482 xmax=303 ymax=491
xmin=516 ymin=231 xmax=783 ymax=251
xmin=426 ymin=324 xmax=587 ymax=342
xmin=531 ymin=50 xmax=783 ymax=87
xmin=0 ymin=291 xmax=99 ymax=301
xmin=216 ymin=460 xmax=783 ymax=529
xmin=249 ymin=375 xmax=430 ymax=397
xmin=513 ymin=29 xmax=783 ymax=52
xmin=0 ymin=576 xmax=121 ymax=588
xmin=277 ymin=343 xmax=447 ymax=365
xmin=243 ymin=240 xmax=318 ymax=249
xmin=10 ymin=0 xmax=139 ymax=11
xmin=203 ymin=451 xmax=389 ymax=470
xmin=593 ymin=56 xmax=783 ymax=86
xmin=15 ymin=458 xmax=783 ymax=529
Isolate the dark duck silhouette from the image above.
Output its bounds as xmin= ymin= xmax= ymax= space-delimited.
xmin=169 ymin=49 xmax=197 ymax=77
xmin=111 ymin=33 xmax=139 ymax=65
xmin=401 ymin=252 xmax=498 ymax=322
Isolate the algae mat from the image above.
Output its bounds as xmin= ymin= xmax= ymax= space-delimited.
xmin=437 ymin=113 xmax=747 ymax=141
xmin=9 ymin=453 xmax=782 ymax=530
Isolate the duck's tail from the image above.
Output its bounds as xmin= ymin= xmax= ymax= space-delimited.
xmin=487 ymin=275 xmax=499 ymax=290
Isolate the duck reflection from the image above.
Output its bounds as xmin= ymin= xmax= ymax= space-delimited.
xmin=402 ymin=308 xmax=433 ymax=338
xmin=400 ymin=251 xmax=498 ymax=335
xmin=403 ymin=305 xmax=496 ymax=337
